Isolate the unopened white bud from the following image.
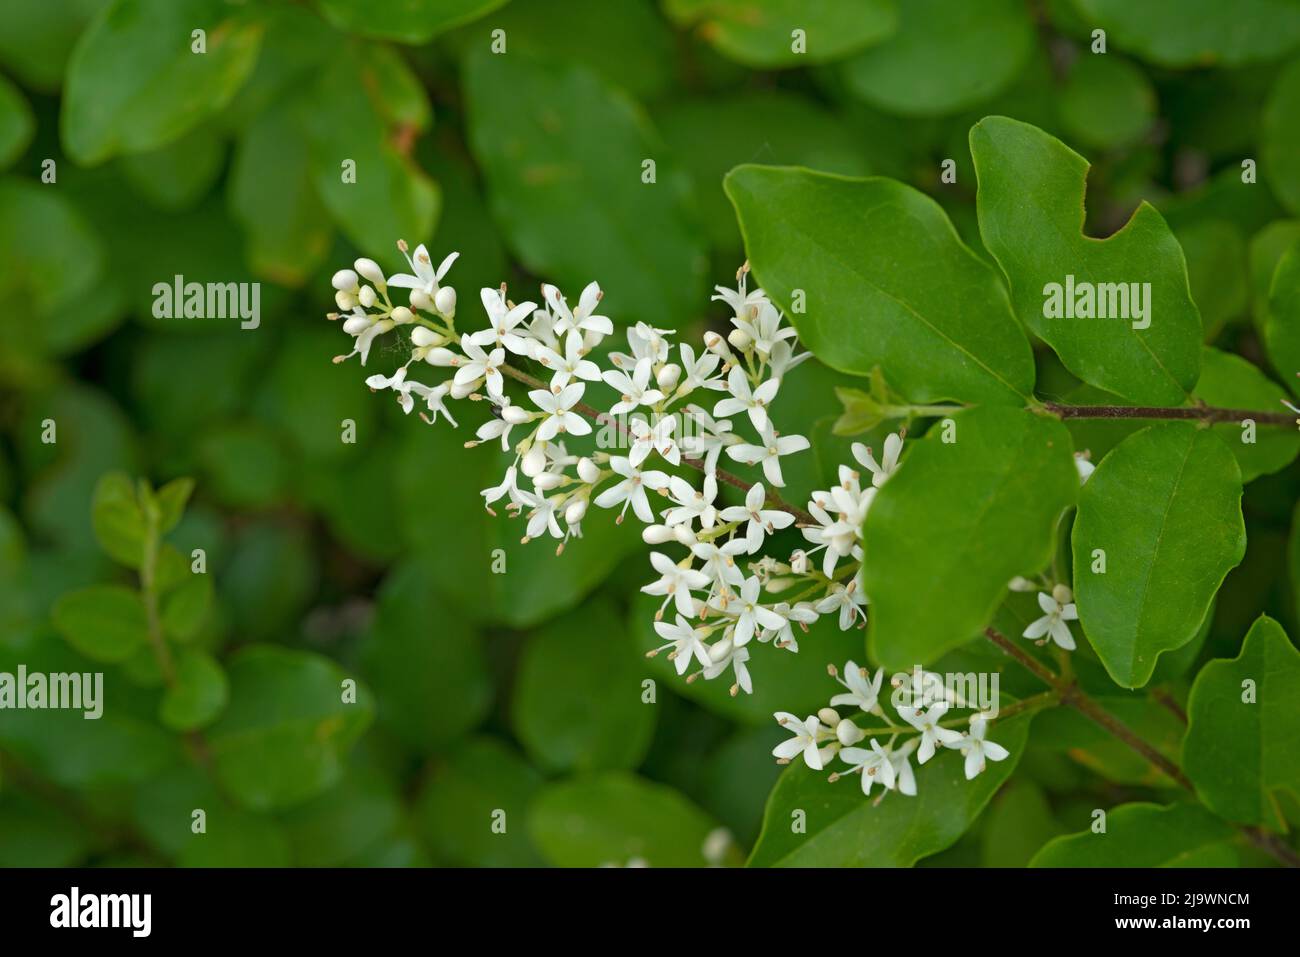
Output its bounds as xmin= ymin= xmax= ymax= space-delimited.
xmin=450 ymin=379 xmax=476 ymax=400
xmin=704 ymin=331 xmax=732 ymax=358
xmin=424 ymin=347 xmax=456 ymax=367
xmin=343 ymin=315 xmax=370 ymax=336
xmin=577 ymin=456 xmax=600 ymax=484
xmin=672 ymin=524 xmax=697 ymax=546
xmin=435 ymin=286 xmax=457 ymax=316
xmin=534 ymin=472 xmax=563 ymax=491
xmin=564 ymin=499 xmax=588 ymax=524
xmin=335 ymin=290 xmax=357 ymax=311
xmin=358 ymin=286 xmax=377 ymax=308
xmin=708 ymin=637 xmax=733 ymax=664
xmin=390 ymin=306 xmax=414 ymax=325
xmin=521 ymin=446 xmax=547 ymax=477
xmin=642 ymin=524 xmax=674 ymax=544
xmin=817 ymin=707 xmax=840 ymax=727
xmin=727 ymin=327 xmax=752 ymax=351
xmin=836 ymin=719 xmax=865 ymax=746
xmin=331 ymin=269 xmax=358 ymax=292
xmin=503 ymin=405 xmax=531 ymax=425
xmin=656 ymin=364 xmax=681 ymax=392
xmin=1052 ymin=583 xmax=1073 ymax=605
xmin=1008 ymin=576 xmax=1035 ymax=592
xmin=411 ymin=326 xmax=440 ymax=347
xmin=355 ymin=258 xmax=385 ymax=286
xmin=409 ymin=288 xmax=431 ymax=311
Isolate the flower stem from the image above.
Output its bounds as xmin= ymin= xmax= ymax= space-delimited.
xmin=1042 ymin=401 xmax=1295 ymax=426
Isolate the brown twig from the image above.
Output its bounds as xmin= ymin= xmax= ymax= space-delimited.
xmin=1042 ymin=401 xmax=1295 ymax=427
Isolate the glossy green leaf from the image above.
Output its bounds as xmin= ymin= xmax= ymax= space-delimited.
xmin=1266 ymin=238 xmax=1300 ymax=397
xmin=159 ymin=649 xmax=228 ymax=730
xmin=362 ymin=557 xmax=492 ymax=752
xmin=1249 ymin=220 xmax=1300 ymax=331
xmin=90 ymin=472 xmax=147 ymax=567
xmin=416 ymin=736 xmax=546 ymax=867
xmin=0 ymin=74 xmax=34 ymax=169
xmin=0 ymin=0 xmax=106 ymax=92
xmin=529 ymin=772 xmax=725 ymax=867
xmin=841 ymin=0 xmax=1032 ymax=116
xmin=62 ymin=0 xmax=264 ymax=164
xmin=315 ymin=0 xmax=507 ymax=43
xmin=725 ymin=165 xmax=1034 ymax=405
xmin=1030 ymin=801 xmax=1238 ymax=867
xmin=1074 ymin=0 xmax=1300 ymax=67
xmin=1058 ymin=54 xmax=1155 ymax=151
xmin=118 ymin=126 xmax=225 ymax=211
xmin=160 ymin=572 xmax=212 ymax=641
xmin=1173 ymin=219 xmax=1248 ymax=339
xmin=749 ymin=711 xmax=1032 ymax=866
xmin=52 ymin=585 xmax=148 ymax=663
xmin=465 ymin=51 xmax=706 ymax=329
xmin=971 ymin=116 xmax=1202 ymax=405
xmin=1183 ymin=616 xmax=1300 ymax=830
xmin=1195 ymin=347 xmax=1300 ymax=481
xmin=281 ymin=764 xmax=407 ymax=867
xmin=1265 ymin=59 xmax=1300 ymax=216
xmin=979 ymin=779 xmax=1065 ymax=867
xmin=207 ymin=645 xmax=374 ymax=811
xmin=862 ymin=407 xmax=1078 ymax=671
xmin=1072 ymin=423 xmax=1246 ymax=688
xmin=665 ymin=0 xmax=896 ymax=67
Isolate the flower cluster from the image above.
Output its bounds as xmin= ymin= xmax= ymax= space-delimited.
xmin=326 ymin=241 xmax=906 ymax=701
xmin=774 ymin=662 xmax=1011 ymax=800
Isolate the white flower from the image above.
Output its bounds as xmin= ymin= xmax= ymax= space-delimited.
xmin=830 ymin=661 xmax=884 ymax=715
xmin=760 ymin=600 xmax=818 ymax=651
xmin=852 ymin=433 xmax=902 ymax=488
xmin=529 ymin=383 xmax=592 ymax=441
xmin=472 ymin=287 xmax=535 ymax=356
xmin=897 ymin=702 xmax=964 ymax=764
xmin=475 ymin=398 xmax=529 ymax=450
xmin=718 ymin=482 xmax=795 ymax=553
xmin=481 ymin=465 xmax=519 ymax=510
xmin=677 ymin=343 xmax=724 ymax=395
xmin=801 ymin=496 xmax=861 ymax=578
xmin=1022 ymin=585 xmax=1078 ymax=650
xmin=713 ymin=366 xmax=780 ymax=432
xmin=768 ymin=339 xmax=812 ymax=378
xmin=593 ymin=456 xmax=669 ymax=523
xmin=725 ymin=423 xmax=809 ymax=488
xmin=731 ymin=576 xmax=785 ymax=647
xmin=662 ymin=474 xmax=718 ymax=529
xmin=543 ymin=282 xmax=614 ymax=345
xmin=889 ymin=737 xmax=919 ymax=796
xmin=704 ymin=642 xmax=752 ymax=695
xmin=388 ymin=244 xmax=457 ymax=297
xmin=690 ymin=538 xmax=747 ymax=590
xmin=365 ymin=365 xmax=424 ymax=414
xmin=816 ymin=580 xmax=866 ymax=630
xmin=772 ymin=713 xmax=834 ymax=770
xmin=959 ymin=714 xmax=1010 ymax=780
xmin=415 ymin=381 xmax=457 ymax=427
xmin=733 ymin=300 xmax=796 ymax=358
xmin=642 ymin=552 xmax=710 ymax=619
xmin=678 ymin=406 xmax=738 ymax=475
xmin=712 ymin=272 xmax=768 ymax=322
xmin=453 ymin=334 xmax=505 ymax=399
xmin=532 ymin=331 xmax=601 ymax=389
xmin=603 ymin=357 xmax=664 ymax=414
xmin=651 ymin=614 xmax=712 ymax=675
xmin=629 ymin=415 xmax=679 ymax=468
xmin=516 ymin=488 xmax=563 ymax=541
xmin=338 ymin=311 xmax=393 ymax=365
xmin=839 ymin=738 xmax=896 ymax=796
xmin=1074 ymin=451 xmax=1095 ymax=484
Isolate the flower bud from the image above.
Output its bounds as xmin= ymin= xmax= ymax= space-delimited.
xmin=409 ymin=289 xmax=431 ymax=311
xmin=727 ymin=327 xmax=753 ymax=351
xmin=503 ymin=405 xmax=531 ymax=425
xmin=836 ymin=718 xmax=865 ymax=746
xmin=343 ymin=315 xmax=371 ymax=335
xmin=642 ymin=524 xmax=674 ymax=544
xmin=435 ymin=286 xmax=457 ymax=317
xmin=424 ymin=347 xmax=456 ymax=367
xmin=534 ymin=472 xmax=563 ymax=491
xmin=656 ymin=363 xmax=681 ymax=392
xmin=703 ymin=330 xmax=732 ymax=359
xmin=411 ymin=326 xmax=441 ymax=347
xmin=450 ymin=379 xmax=476 ymax=400
xmin=521 ymin=446 xmax=547 ymax=477
xmin=564 ymin=499 xmax=588 ymax=524
xmin=331 ymin=269 xmax=359 ymax=292
xmin=1008 ymin=576 xmax=1035 ymax=592
xmin=390 ymin=306 xmax=414 ymax=325
xmin=672 ymin=524 xmax=697 ymax=547
xmin=355 ymin=258 xmax=386 ymax=286
xmin=708 ymin=637 xmax=734 ymax=664
xmin=577 ymin=456 xmax=600 ymax=484
xmin=358 ymin=285 xmax=377 ymax=308
xmin=335 ymin=290 xmax=357 ymax=311
xmin=1052 ymin=583 xmax=1073 ymax=605
xmin=818 ymin=707 xmax=840 ymax=727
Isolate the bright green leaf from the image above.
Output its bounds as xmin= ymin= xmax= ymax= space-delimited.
xmin=0 ymin=74 xmax=34 ymax=169
xmin=91 ymin=472 xmax=147 ymax=567
xmin=1074 ymin=0 xmax=1300 ymax=67
xmin=159 ymin=649 xmax=228 ymax=731
xmin=1030 ymin=801 xmax=1238 ymax=866
xmin=1195 ymin=347 xmax=1300 ymax=481
xmin=315 ymin=0 xmax=507 ymax=44
xmin=52 ymin=584 xmax=148 ymax=663
xmin=1266 ymin=237 xmax=1300 ymax=397
xmin=1058 ymin=54 xmax=1155 ymax=151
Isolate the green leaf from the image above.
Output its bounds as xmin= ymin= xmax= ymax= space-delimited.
xmin=62 ymin=0 xmax=264 ymax=165
xmin=362 ymin=558 xmax=492 ymax=752
xmin=0 ymin=795 xmax=91 ymax=867
xmin=1249 ymin=220 xmax=1300 ymax=332
xmin=0 ymin=0 xmax=105 ymax=92
xmin=1183 ymin=615 xmax=1300 ymax=830
xmin=315 ymin=0 xmax=507 ymax=43
xmin=465 ymin=51 xmax=707 ymax=329
xmin=280 ymin=763 xmax=408 ymax=867
xmin=862 ymin=407 xmax=1078 ymax=671
xmin=1029 ymin=801 xmax=1238 ymax=867
xmin=664 ymin=0 xmax=896 ymax=68
xmin=512 ymin=597 xmax=655 ymax=773
xmin=416 ymin=736 xmax=546 ymax=867
xmin=1265 ymin=61 xmax=1300 ymax=216
xmin=1057 ymin=54 xmax=1155 ymax=152
xmin=160 ymin=572 xmax=213 ymax=641
xmin=1266 ymin=237 xmax=1300 ymax=398
xmin=1072 ymin=423 xmax=1246 ymax=688
xmin=118 ymin=126 xmax=226 ymax=211
xmin=1174 ymin=220 xmax=1248 ymax=339
xmin=979 ymin=779 xmax=1065 ymax=867
xmin=300 ymin=52 xmax=439 ymax=261
xmin=159 ymin=649 xmax=228 ymax=731
xmin=970 ymin=116 xmax=1203 ymax=406
xmin=0 ymin=73 xmax=34 ymax=169
xmin=725 ymin=165 xmax=1034 ymax=405
xmin=841 ymin=0 xmax=1032 ymax=117
xmin=749 ymin=711 xmax=1032 ymax=866
xmin=207 ymin=645 xmax=374 ymax=811
xmin=1292 ymin=500 xmax=1300 ymax=628
xmin=1195 ymin=347 xmax=1300 ymax=481
xmin=528 ymin=772 xmax=725 ymax=867
xmin=154 ymin=476 xmax=194 ymax=534
xmin=1030 ymin=694 xmax=1186 ymax=787
xmin=1074 ymin=0 xmax=1300 ymax=67
xmin=52 ymin=585 xmax=148 ymax=663
xmin=91 ymin=472 xmax=147 ymax=567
